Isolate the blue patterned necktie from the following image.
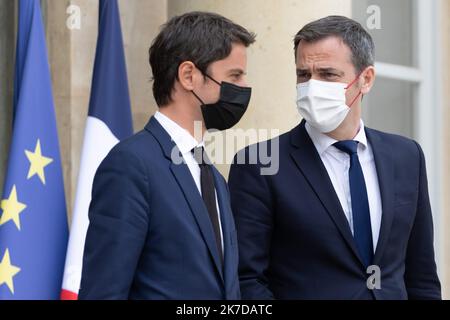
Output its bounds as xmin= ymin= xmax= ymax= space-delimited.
xmin=334 ymin=140 xmax=373 ymax=267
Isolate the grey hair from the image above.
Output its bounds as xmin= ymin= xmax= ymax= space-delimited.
xmin=294 ymin=15 xmax=375 ymax=73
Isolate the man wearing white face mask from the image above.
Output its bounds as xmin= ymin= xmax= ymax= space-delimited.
xmin=229 ymin=15 xmax=441 ymax=300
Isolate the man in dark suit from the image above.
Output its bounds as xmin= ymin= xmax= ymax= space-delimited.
xmin=79 ymin=12 xmax=255 ymax=299
xmin=228 ymin=16 xmax=441 ymax=300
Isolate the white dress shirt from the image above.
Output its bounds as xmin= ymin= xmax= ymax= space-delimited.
xmin=154 ymin=111 xmax=224 ymax=254
xmin=305 ymin=120 xmax=382 ymax=251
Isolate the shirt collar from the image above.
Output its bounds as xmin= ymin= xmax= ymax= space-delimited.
xmin=154 ymin=111 xmax=204 ymax=154
xmin=305 ymin=119 xmax=368 ymax=156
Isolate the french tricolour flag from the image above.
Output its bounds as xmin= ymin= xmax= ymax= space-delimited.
xmin=61 ymin=0 xmax=133 ymax=300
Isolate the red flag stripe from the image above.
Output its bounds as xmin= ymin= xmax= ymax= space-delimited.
xmin=60 ymin=289 xmax=78 ymax=300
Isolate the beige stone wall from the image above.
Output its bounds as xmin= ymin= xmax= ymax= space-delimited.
xmin=0 ymin=0 xmax=16 ymax=199
xmin=119 ymin=0 xmax=166 ymax=132
xmin=44 ymin=0 xmax=76 ymax=219
xmin=441 ymin=0 xmax=450 ymax=299
xmin=67 ymin=0 xmax=98 ymax=215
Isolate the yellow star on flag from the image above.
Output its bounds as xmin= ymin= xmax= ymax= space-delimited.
xmin=0 ymin=185 xmax=27 ymax=230
xmin=25 ymin=139 xmax=53 ymax=185
xmin=0 ymin=249 xmax=21 ymax=294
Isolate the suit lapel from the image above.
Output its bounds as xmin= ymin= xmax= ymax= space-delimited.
xmin=365 ymin=128 xmax=395 ymax=264
xmin=170 ymin=163 xmax=224 ymax=282
xmin=145 ymin=117 xmax=224 ymax=282
xmin=289 ymin=121 xmax=365 ymax=267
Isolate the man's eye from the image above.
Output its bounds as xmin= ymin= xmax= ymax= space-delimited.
xmin=297 ymin=75 xmax=311 ymax=83
xmin=322 ymin=72 xmax=338 ymax=78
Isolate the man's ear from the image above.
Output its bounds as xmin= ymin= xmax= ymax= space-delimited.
xmin=178 ymin=61 xmax=198 ymax=91
xmin=360 ymin=66 xmax=375 ymax=95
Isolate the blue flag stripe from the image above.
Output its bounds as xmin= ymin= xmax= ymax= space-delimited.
xmin=88 ymin=0 xmax=133 ymax=140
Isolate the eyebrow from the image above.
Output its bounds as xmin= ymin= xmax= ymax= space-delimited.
xmin=317 ymin=67 xmax=344 ymax=76
xmin=296 ymin=67 xmax=344 ymax=76
xmin=228 ymin=68 xmax=246 ymax=75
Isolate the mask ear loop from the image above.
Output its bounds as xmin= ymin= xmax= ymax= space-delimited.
xmin=191 ymin=67 xmax=221 ymax=105
xmin=345 ymin=71 xmax=364 ymax=108
xmin=204 ymin=73 xmax=221 ymax=86
xmin=191 ymin=90 xmax=205 ymax=105
xmin=347 ymin=91 xmax=362 ymax=108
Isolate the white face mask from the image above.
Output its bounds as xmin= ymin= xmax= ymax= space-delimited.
xmin=296 ymin=78 xmax=360 ymax=133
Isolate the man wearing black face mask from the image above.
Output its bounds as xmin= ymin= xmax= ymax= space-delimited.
xmin=79 ymin=12 xmax=255 ymax=300
xmin=192 ymin=73 xmax=252 ymax=131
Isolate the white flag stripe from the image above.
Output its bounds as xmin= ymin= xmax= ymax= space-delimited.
xmin=62 ymin=116 xmax=119 ymax=294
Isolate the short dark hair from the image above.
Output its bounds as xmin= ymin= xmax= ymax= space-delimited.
xmin=149 ymin=11 xmax=256 ymax=107
xmin=294 ymin=15 xmax=374 ymax=73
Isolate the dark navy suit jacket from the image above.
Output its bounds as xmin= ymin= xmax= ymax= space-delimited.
xmin=228 ymin=120 xmax=441 ymax=300
xmin=79 ymin=117 xmax=240 ymax=300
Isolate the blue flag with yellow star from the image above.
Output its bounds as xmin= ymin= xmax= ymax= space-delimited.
xmin=0 ymin=0 xmax=68 ymax=299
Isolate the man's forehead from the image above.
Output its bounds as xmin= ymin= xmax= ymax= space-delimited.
xmin=296 ymin=37 xmax=351 ymax=65
xmin=302 ymin=52 xmax=332 ymax=64
xmin=297 ymin=52 xmax=340 ymax=70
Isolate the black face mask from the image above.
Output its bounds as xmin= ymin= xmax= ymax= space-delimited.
xmin=192 ymin=74 xmax=252 ymax=131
